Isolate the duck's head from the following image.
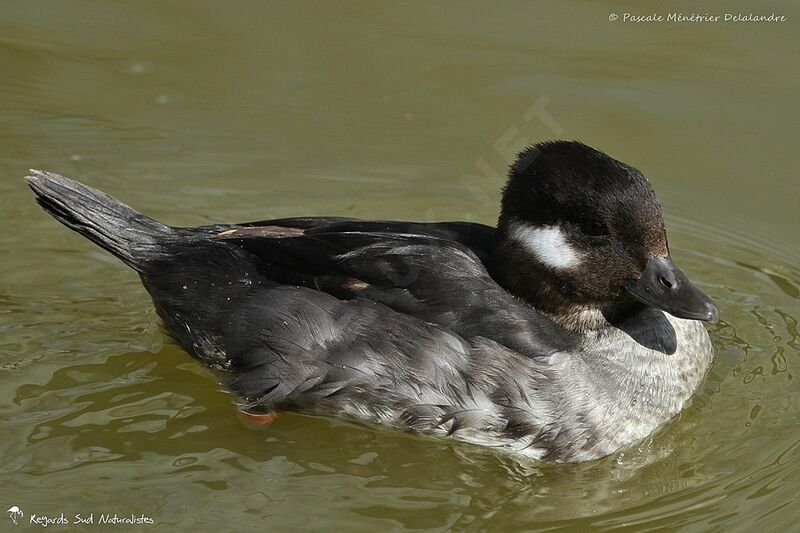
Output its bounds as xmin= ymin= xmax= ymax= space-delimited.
xmin=493 ymin=140 xmax=718 ymax=330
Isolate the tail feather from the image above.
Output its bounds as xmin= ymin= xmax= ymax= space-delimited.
xmin=26 ymin=170 xmax=175 ymax=272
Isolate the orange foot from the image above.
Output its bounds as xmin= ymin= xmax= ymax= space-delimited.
xmin=239 ymin=410 xmax=278 ymax=426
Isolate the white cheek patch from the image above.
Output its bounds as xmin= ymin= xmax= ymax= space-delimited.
xmin=508 ymin=222 xmax=582 ymax=270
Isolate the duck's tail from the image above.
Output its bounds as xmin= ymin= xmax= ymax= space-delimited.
xmin=25 ymin=170 xmax=178 ymax=272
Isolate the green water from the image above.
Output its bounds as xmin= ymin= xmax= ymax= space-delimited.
xmin=2 ymin=1 xmax=799 ymax=531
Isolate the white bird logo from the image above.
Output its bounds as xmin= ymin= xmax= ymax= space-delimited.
xmin=7 ymin=506 xmax=23 ymax=525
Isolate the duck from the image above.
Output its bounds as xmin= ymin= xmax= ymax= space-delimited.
xmin=26 ymin=140 xmax=719 ymax=462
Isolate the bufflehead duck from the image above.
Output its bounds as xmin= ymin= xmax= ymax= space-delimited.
xmin=26 ymin=141 xmax=718 ymax=462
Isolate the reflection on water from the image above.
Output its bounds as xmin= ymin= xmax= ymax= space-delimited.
xmin=1 ymin=1 xmax=799 ymax=531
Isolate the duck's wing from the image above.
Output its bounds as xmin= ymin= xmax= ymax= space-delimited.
xmin=141 ymin=239 xmax=559 ymax=450
xmin=209 ymin=227 xmax=571 ymax=356
xmin=197 ymin=217 xmax=495 ymax=264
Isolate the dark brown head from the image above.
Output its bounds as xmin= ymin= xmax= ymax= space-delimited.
xmin=493 ymin=141 xmax=718 ymax=327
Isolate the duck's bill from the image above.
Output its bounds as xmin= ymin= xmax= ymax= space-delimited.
xmin=626 ymin=255 xmax=719 ymax=323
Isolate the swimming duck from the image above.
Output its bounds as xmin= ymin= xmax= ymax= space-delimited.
xmin=26 ymin=141 xmax=718 ymax=462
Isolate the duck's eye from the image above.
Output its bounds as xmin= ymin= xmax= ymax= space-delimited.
xmin=580 ymin=220 xmax=609 ymax=237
